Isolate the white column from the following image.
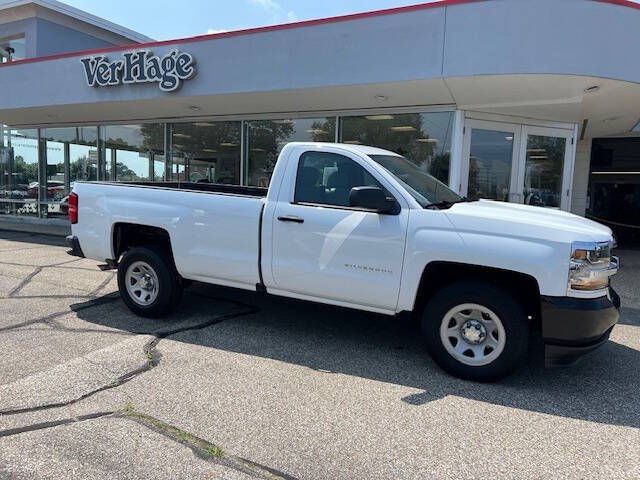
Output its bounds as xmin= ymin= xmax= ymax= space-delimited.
xmin=448 ymin=110 xmax=465 ymax=192
xmin=571 ymin=137 xmax=592 ymax=217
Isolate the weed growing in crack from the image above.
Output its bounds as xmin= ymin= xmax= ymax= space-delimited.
xmin=119 ymin=403 xmax=224 ymax=458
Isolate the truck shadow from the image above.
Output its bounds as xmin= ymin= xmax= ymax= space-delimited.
xmin=72 ymin=282 xmax=640 ymax=430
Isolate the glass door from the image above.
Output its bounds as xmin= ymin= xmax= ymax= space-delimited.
xmin=517 ymin=126 xmax=574 ymax=210
xmin=461 ymin=118 xmax=575 ymax=210
xmin=461 ymin=119 xmax=521 ymax=202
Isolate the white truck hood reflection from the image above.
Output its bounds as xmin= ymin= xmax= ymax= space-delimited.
xmin=443 ymin=200 xmax=613 ymax=244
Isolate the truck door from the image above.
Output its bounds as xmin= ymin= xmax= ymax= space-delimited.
xmin=270 ymin=148 xmax=409 ymax=313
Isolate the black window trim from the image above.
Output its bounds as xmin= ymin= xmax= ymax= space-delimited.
xmin=291 ymin=200 xmax=400 ymax=215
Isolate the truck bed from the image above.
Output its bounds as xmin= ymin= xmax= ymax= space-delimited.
xmin=72 ymin=180 xmax=267 ymax=289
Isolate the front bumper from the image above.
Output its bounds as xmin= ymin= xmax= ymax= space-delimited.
xmin=541 ymin=288 xmax=620 ymax=367
xmin=65 ymin=235 xmax=85 ymax=258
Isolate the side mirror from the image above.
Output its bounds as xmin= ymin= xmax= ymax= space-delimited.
xmin=349 ymin=186 xmax=400 ymax=214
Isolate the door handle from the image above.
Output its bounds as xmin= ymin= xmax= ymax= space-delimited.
xmin=277 ymin=215 xmax=304 ymax=224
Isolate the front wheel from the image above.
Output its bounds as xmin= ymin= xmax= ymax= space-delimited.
xmin=422 ymin=282 xmax=528 ymax=382
xmin=117 ymin=246 xmax=182 ymax=318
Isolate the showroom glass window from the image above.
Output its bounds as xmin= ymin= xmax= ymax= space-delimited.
xmin=340 ymin=112 xmax=454 ymax=184
xmin=171 ymin=121 xmax=241 ymax=184
xmin=247 ymin=118 xmax=336 ymax=187
xmin=104 ymin=124 xmax=165 ymax=181
xmin=0 ymin=128 xmax=39 ymax=216
xmin=40 ymin=127 xmax=98 ymax=218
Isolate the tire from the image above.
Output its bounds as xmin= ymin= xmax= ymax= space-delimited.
xmin=421 ymin=282 xmax=528 ymax=382
xmin=117 ymin=246 xmax=183 ymax=318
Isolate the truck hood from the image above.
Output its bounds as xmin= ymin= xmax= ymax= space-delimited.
xmin=443 ymin=200 xmax=613 ymax=244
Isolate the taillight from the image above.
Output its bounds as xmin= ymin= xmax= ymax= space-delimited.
xmin=69 ymin=192 xmax=78 ymax=224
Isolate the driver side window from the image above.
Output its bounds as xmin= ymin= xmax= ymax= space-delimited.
xmin=294 ymin=151 xmax=385 ymax=208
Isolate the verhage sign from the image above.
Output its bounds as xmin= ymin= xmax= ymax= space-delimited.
xmin=80 ymin=49 xmax=197 ymax=92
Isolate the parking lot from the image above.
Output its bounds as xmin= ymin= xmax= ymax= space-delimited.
xmin=0 ymin=230 xmax=638 ymax=479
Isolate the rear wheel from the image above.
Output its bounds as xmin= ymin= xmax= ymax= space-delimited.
xmin=117 ymin=246 xmax=182 ymax=318
xmin=422 ymin=282 xmax=528 ymax=382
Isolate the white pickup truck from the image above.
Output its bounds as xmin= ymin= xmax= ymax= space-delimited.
xmin=67 ymin=142 xmax=620 ymax=381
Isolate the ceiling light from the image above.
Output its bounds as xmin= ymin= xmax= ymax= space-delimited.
xmin=391 ymin=126 xmax=416 ymax=132
xmin=189 ymin=105 xmax=201 ymax=111
xmin=219 ymin=142 xmax=238 ymax=147
xmin=271 ymin=119 xmax=294 ymax=124
xmin=202 ymin=148 xmax=217 ymax=153
xmin=529 ymin=155 xmax=548 ymax=159
xmin=251 ymin=148 xmax=266 ymax=152
xmin=416 ymin=138 xmax=438 ymax=143
xmin=173 ymin=133 xmax=191 ymax=139
xmin=527 ymin=148 xmax=546 ymax=153
xmin=194 ymin=122 xmax=214 ymax=127
xmin=505 ymin=136 xmax=513 ymax=141
xmin=584 ymin=85 xmax=600 ymax=94
xmin=365 ymin=115 xmax=394 ymax=121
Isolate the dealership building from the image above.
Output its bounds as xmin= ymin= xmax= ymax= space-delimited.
xmin=0 ymin=0 xmax=639 ymax=241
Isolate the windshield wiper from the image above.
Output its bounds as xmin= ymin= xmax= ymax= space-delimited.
xmin=425 ymin=197 xmax=471 ymax=210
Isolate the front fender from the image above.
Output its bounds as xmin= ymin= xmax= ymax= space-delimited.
xmin=397 ymin=210 xmax=570 ymax=312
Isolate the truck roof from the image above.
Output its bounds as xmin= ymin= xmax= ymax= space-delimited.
xmin=284 ymin=142 xmax=403 ymax=158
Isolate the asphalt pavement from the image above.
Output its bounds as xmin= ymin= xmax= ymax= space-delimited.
xmin=0 ymin=231 xmax=638 ymax=479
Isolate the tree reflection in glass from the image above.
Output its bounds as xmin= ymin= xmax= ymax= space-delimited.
xmin=171 ymin=121 xmax=241 ymax=184
xmin=247 ymin=118 xmax=336 ymax=187
xmin=340 ymin=112 xmax=454 ymax=184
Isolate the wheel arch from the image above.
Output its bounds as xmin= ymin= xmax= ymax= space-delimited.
xmin=413 ymin=261 xmax=542 ymax=329
xmin=111 ymin=222 xmax=175 ymax=265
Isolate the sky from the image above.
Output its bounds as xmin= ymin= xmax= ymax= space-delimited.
xmin=56 ymin=0 xmax=427 ymax=40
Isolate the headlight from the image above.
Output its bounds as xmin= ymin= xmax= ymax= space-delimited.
xmin=568 ymin=241 xmax=619 ymax=292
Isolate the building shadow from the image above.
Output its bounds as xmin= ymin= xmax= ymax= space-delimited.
xmin=72 ymin=282 xmax=640 ymax=430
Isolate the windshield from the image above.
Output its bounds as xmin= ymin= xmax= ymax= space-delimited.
xmin=368 ymin=155 xmax=463 ymax=207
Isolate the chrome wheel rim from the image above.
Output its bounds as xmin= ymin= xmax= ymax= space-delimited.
xmin=440 ymin=303 xmax=506 ymax=367
xmin=125 ymin=261 xmax=159 ymax=306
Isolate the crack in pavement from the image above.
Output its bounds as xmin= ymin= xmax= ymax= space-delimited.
xmin=0 ymin=292 xmax=121 ymax=333
xmin=0 ymin=411 xmax=114 ymax=438
xmin=0 ymin=255 xmax=115 ymax=305
xmin=6 ymin=267 xmax=43 ymax=297
xmin=89 ymin=272 xmax=116 ymax=297
xmin=0 ymin=297 xmax=259 ymax=416
xmin=0 ymin=409 xmax=297 ymax=480
xmin=0 ymin=256 xmax=96 ymax=299
xmin=120 ymin=408 xmax=298 ymax=480
xmin=0 ymin=242 xmax=290 ymax=478
xmin=0 ymin=260 xmax=82 ymax=269
xmin=0 ymin=257 xmax=82 ymax=268
xmin=0 ymin=256 xmax=257 ymax=417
